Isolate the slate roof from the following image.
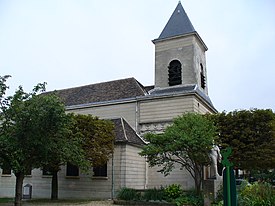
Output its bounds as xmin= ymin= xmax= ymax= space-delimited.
xmin=111 ymin=118 xmax=146 ymax=147
xmin=149 ymin=84 xmax=214 ymax=108
xmin=47 ymin=78 xmax=148 ymax=107
xmin=155 ymin=1 xmax=196 ymax=41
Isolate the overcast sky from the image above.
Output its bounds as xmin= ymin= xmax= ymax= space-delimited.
xmin=0 ymin=0 xmax=275 ymax=112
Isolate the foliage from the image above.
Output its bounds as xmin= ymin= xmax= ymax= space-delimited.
xmin=140 ymin=113 xmax=217 ymax=195
xmin=117 ymin=187 xmax=141 ymax=201
xmin=211 ymin=109 xmax=275 ymax=170
xmin=212 ymin=185 xmax=223 ymax=205
xmin=0 ymin=76 xmax=82 ymax=205
xmin=250 ymin=169 xmax=275 ymax=185
xmin=0 ymin=77 xmax=70 ymax=173
xmin=143 ymin=187 xmax=165 ymax=201
xmin=164 ymin=184 xmax=183 ymax=200
xmin=238 ymin=182 xmax=275 ymax=206
xmin=116 ymin=186 xmax=204 ymax=206
xmin=173 ymin=191 xmax=203 ymax=206
xmin=70 ymin=114 xmax=115 ymax=167
xmin=0 ymin=198 xmax=14 ymax=203
xmin=39 ymin=104 xmax=115 ymax=200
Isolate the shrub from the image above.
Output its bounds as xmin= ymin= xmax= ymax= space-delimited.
xmin=214 ymin=184 xmax=223 ymax=204
xmin=117 ymin=187 xmax=141 ymax=201
xmin=143 ymin=187 xmax=165 ymax=201
xmin=164 ymin=184 xmax=183 ymax=200
xmin=173 ymin=191 xmax=203 ymax=206
xmin=238 ymin=182 xmax=275 ymax=206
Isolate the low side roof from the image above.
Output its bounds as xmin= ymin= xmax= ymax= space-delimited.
xmin=46 ymin=78 xmax=148 ymax=106
xmin=111 ymin=118 xmax=146 ymax=147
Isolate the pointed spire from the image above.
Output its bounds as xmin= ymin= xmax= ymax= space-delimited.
xmin=156 ymin=2 xmax=196 ymax=40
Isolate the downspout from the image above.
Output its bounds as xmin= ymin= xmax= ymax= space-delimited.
xmin=111 ymin=151 xmax=114 ymax=199
xmin=145 ymin=158 xmax=148 ymax=189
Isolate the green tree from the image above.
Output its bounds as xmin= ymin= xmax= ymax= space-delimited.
xmin=212 ymin=109 xmax=275 ymax=171
xmin=45 ymin=113 xmax=115 ymax=200
xmin=140 ymin=113 xmax=217 ymax=195
xmin=71 ymin=114 xmax=115 ymax=167
xmin=0 ymin=76 xmax=78 ymax=206
xmin=41 ymin=112 xmax=86 ymax=200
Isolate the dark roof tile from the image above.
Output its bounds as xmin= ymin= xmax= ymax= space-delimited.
xmin=47 ymin=78 xmax=147 ymax=106
xmin=111 ymin=118 xmax=146 ymax=146
xmin=154 ymin=2 xmax=196 ymax=41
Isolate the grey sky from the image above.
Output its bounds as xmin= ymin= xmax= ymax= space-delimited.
xmin=0 ymin=0 xmax=275 ymax=112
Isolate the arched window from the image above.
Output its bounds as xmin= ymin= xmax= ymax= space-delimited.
xmin=168 ymin=60 xmax=182 ymax=86
xmin=200 ymin=63 xmax=206 ymax=89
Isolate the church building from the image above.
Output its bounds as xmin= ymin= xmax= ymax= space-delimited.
xmin=0 ymin=2 xmax=217 ymax=199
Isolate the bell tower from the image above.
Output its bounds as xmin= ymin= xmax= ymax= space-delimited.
xmin=153 ymin=2 xmax=208 ymax=95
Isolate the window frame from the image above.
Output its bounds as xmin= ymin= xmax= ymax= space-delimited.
xmin=1 ymin=167 xmax=12 ymax=176
xmin=66 ymin=163 xmax=79 ymax=177
xmin=93 ymin=164 xmax=107 ymax=178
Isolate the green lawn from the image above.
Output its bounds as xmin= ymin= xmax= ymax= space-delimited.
xmin=0 ymin=198 xmax=13 ymax=203
xmin=0 ymin=198 xmax=94 ymax=205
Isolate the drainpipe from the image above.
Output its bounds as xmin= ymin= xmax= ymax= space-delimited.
xmin=111 ymin=151 xmax=115 ymax=199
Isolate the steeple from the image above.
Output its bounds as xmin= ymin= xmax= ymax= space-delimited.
xmin=157 ymin=1 xmax=195 ymax=40
xmin=153 ymin=2 xmax=209 ymax=95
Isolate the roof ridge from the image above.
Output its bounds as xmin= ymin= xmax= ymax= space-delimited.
xmin=120 ymin=117 xmax=128 ymax=141
xmin=47 ymin=77 xmax=137 ymax=93
xmin=121 ymin=118 xmax=147 ymax=145
xmin=132 ymin=79 xmax=148 ymax=95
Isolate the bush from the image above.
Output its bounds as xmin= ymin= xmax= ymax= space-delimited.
xmin=117 ymin=187 xmax=141 ymax=201
xmin=173 ymin=191 xmax=203 ymax=206
xmin=238 ymin=182 xmax=275 ymax=206
xmin=143 ymin=187 xmax=165 ymax=201
xmin=164 ymin=184 xmax=183 ymax=200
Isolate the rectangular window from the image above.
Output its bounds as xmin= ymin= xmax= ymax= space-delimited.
xmin=66 ymin=163 xmax=79 ymax=177
xmin=93 ymin=164 xmax=107 ymax=177
xmin=2 ymin=167 xmax=11 ymax=175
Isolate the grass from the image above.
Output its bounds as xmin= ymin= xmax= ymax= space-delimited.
xmin=0 ymin=198 xmax=99 ymax=205
xmin=0 ymin=198 xmax=14 ymax=203
xmin=25 ymin=198 xmax=93 ymax=203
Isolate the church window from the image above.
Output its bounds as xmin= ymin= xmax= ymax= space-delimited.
xmin=1 ymin=166 xmax=11 ymax=175
xmin=168 ymin=60 xmax=182 ymax=86
xmin=200 ymin=63 xmax=206 ymax=89
xmin=66 ymin=163 xmax=79 ymax=177
xmin=93 ymin=164 xmax=107 ymax=177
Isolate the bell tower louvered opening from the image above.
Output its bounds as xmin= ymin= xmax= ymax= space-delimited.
xmin=168 ymin=60 xmax=182 ymax=86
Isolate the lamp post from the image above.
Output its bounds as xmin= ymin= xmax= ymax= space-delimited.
xmin=221 ymin=147 xmax=237 ymax=206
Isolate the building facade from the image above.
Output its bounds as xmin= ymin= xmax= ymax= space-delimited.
xmin=0 ymin=2 xmax=217 ymax=199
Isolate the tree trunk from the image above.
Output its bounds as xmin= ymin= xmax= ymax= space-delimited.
xmin=194 ymin=174 xmax=201 ymax=195
xmin=194 ymin=167 xmax=202 ymax=195
xmin=51 ymin=170 xmax=58 ymax=200
xmin=14 ymin=172 xmax=24 ymax=206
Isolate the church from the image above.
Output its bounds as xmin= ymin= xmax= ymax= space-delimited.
xmin=0 ymin=2 xmax=217 ymax=199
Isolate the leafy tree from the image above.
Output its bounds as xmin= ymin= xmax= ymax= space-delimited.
xmin=140 ymin=113 xmax=217 ymax=195
xmin=45 ymin=113 xmax=115 ymax=200
xmin=41 ymin=112 xmax=86 ymax=200
xmin=0 ymin=76 xmax=78 ymax=206
xmin=212 ymin=109 xmax=275 ymax=171
xmin=71 ymin=114 xmax=115 ymax=167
